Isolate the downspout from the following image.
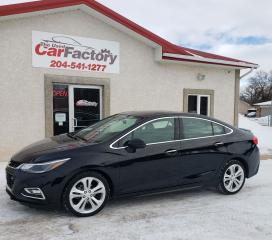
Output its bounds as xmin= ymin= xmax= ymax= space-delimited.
xmin=240 ymin=67 xmax=255 ymax=79
xmin=234 ymin=67 xmax=258 ymax=127
xmin=270 ymin=99 xmax=272 ymax=127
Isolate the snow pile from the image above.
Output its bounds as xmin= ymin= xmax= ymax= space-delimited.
xmin=252 ymin=115 xmax=271 ymax=126
xmin=239 ymin=115 xmax=272 ymax=155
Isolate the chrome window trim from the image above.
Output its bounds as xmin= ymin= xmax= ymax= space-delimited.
xmin=179 ymin=116 xmax=234 ymax=140
xmin=110 ymin=117 xmax=179 ymax=150
xmin=109 ymin=116 xmax=234 ymax=150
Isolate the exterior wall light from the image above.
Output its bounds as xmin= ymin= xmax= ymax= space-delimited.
xmin=197 ymin=73 xmax=206 ymax=81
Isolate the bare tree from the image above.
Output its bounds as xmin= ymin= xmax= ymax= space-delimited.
xmin=241 ymin=70 xmax=272 ymax=105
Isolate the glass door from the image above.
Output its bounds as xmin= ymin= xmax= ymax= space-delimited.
xmin=68 ymin=85 xmax=102 ymax=133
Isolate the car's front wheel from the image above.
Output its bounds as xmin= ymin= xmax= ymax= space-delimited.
xmin=218 ymin=160 xmax=246 ymax=195
xmin=63 ymin=172 xmax=110 ymax=217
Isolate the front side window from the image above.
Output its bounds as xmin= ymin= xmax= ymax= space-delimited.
xmin=117 ymin=118 xmax=176 ymax=146
xmin=74 ymin=114 xmax=140 ymax=143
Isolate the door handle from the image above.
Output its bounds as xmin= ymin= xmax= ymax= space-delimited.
xmin=165 ymin=149 xmax=178 ymax=155
xmin=214 ymin=142 xmax=224 ymax=147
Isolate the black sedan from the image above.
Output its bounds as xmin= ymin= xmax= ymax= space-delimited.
xmin=6 ymin=112 xmax=260 ymax=217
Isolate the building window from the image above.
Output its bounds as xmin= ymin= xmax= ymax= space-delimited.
xmin=183 ymin=89 xmax=214 ymax=117
xmin=188 ymin=95 xmax=210 ymax=116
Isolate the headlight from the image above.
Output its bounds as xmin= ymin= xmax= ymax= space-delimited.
xmin=20 ymin=158 xmax=71 ymax=173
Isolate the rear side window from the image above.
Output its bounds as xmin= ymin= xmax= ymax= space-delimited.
xmin=182 ymin=118 xmax=213 ymax=139
xmin=212 ymin=122 xmax=226 ymax=135
xmin=181 ymin=118 xmax=231 ymax=139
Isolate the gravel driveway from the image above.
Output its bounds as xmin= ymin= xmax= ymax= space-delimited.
xmin=0 ymin=161 xmax=271 ymax=240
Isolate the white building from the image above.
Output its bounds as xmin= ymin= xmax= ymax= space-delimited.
xmin=254 ymin=101 xmax=272 ymax=117
xmin=0 ymin=0 xmax=258 ymax=160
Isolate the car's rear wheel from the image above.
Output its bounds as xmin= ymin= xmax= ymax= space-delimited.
xmin=63 ymin=172 xmax=109 ymax=217
xmin=218 ymin=160 xmax=246 ymax=195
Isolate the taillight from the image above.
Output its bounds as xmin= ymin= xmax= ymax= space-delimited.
xmin=252 ymin=136 xmax=258 ymax=145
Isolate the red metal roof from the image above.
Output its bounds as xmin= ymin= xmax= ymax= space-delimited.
xmin=0 ymin=0 xmax=258 ymax=68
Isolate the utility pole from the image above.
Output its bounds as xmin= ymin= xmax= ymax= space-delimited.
xmin=270 ymin=100 xmax=272 ymax=127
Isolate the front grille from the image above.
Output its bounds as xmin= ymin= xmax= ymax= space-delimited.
xmin=6 ymin=172 xmax=15 ymax=189
xmin=9 ymin=160 xmax=21 ymax=168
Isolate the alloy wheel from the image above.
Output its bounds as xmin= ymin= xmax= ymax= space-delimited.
xmin=223 ymin=164 xmax=245 ymax=193
xmin=69 ymin=177 xmax=106 ymax=214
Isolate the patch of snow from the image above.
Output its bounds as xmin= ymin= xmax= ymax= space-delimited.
xmin=239 ymin=115 xmax=272 ymax=155
xmin=251 ymin=115 xmax=272 ymax=126
xmin=254 ymin=101 xmax=272 ymax=106
xmin=0 ymin=161 xmax=272 ymax=240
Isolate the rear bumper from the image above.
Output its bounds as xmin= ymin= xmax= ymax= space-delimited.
xmin=247 ymin=146 xmax=260 ymax=178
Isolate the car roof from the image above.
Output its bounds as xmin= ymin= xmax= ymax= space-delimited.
xmin=119 ymin=111 xmax=234 ymax=128
xmin=120 ymin=111 xmax=208 ymax=119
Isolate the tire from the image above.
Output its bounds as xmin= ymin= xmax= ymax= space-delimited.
xmin=217 ymin=160 xmax=246 ymax=195
xmin=63 ymin=171 xmax=110 ymax=217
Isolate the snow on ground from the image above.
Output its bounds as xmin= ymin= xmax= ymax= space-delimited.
xmin=0 ymin=161 xmax=272 ymax=240
xmin=252 ymin=115 xmax=272 ymax=127
xmin=239 ymin=115 xmax=272 ymax=155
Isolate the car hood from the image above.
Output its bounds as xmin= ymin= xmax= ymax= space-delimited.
xmin=11 ymin=134 xmax=85 ymax=164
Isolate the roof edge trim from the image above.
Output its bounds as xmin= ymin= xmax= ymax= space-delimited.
xmin=163 ymin=53 xmax=259 ymax=69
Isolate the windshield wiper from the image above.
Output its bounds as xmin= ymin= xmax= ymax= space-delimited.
xmin=67 ymin=132 xmax=76 ymax=139
xmin=74 ymin=135 xmax=88 ymax=142
xmin=67 ymin=133 xmax=86 ymax=141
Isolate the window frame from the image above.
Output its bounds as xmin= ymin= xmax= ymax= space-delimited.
xmin=188 ymin=94 xmax=210 ymax=116
xmin=110 ymin=116 xmax=233 ymax=150
xmin=110 ymin=117 xmax=180 ymax=149
xmin=183 ymin=89 xmax=214 ymax=117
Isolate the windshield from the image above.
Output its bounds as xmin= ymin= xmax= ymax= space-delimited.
xmin=73 ymin=114 xmax=140 ymax=143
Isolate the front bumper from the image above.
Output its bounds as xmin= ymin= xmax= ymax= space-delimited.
xmin=6 ymin=185 xmax=45 ymax=206
xmin=5 ymin=165 xmax=67 ymax=208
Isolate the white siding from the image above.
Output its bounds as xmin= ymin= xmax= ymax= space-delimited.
xmin=0 ymin=10 xmax=235 ymax=159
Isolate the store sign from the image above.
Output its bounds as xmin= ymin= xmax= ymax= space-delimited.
xmin=53 ymin=89 xmax=68 ymax=97
xmin=32 ymin=31 xmax=120 ymax=73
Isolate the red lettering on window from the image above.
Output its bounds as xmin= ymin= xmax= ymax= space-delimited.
xmin=53 ymin=90 xmax=68 ymax=97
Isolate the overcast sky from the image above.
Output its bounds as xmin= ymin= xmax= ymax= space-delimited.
xmin=1 ymin=0 xmax=271 ymax=82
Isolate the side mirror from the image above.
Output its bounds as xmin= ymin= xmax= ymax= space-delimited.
xmin=125 ymin=138 xmax=146 ymax=150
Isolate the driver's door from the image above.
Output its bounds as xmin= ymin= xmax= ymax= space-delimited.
xmin=113 ymin=117 xmax=183 ymax=195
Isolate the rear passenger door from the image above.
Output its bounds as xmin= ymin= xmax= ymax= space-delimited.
xmin=178 ymin=117 xmax=231 ymax=186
